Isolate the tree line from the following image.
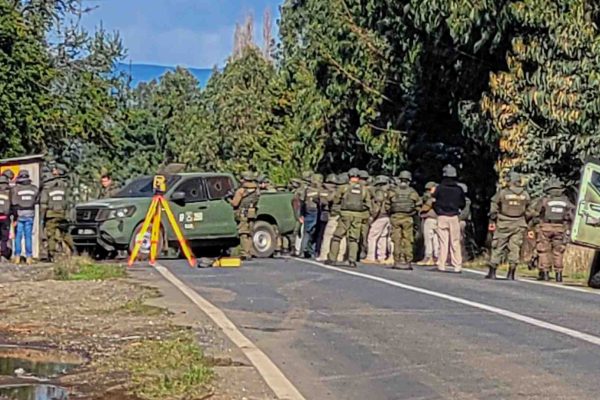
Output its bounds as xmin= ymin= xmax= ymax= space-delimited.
xmin=2 ymin=0 xmax=600 ymax=242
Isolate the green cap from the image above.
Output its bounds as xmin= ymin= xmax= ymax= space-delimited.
xmin=425 ymin=181 xmax=437 ymax=190
xmin=399 ymin=170 xmax=412 ymax=181
xmin=358 ymin=170 xmax=369 ymax=180
xmin=338 ymin=173 xmax=350 ymax=184
xmin=374 ymin=175 xmax=389 ymax=186
xmin=325 ymin=174 xmax=338 ymax=184
xmin=241 ymin=171 xmax=256 ymax=182
xmin=544 ymin=178 xmax=563 ymax=192
xmin=348 ymin=168 xmax=360 ymax=178
xmin=509 ymin=172 xmax=521 ymax=185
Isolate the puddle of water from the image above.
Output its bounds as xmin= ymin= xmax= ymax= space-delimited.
xmin=0 ymin=348 xmax=82 ymax=379
xmin=0 ymin=384 xmax=68 ymax=400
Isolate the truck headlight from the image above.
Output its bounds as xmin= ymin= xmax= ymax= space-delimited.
xmin=97 ymin=206 xmax=136 ymax=221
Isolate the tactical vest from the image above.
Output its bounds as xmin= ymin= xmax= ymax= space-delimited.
xmin=304 ymin=187 xmax=320 ymax=212
xmin=542 ymin=196 xmax=569 ymax=223
xmin=13 ymin=184 xmax=38 ymax=210
xmin=0 ymin=187 xmax=10 ymax=215
xmin=47 ymin=180 xmax=69 ymax=212
xmin=372 ymin=188 xmax=388 ymax=217
xmin=239 ymin=187 xmax=259 ymax=209
xmin=341 ymin=183 xmax=366 ymax=212
xmin=500 ymin=189 xmax=528 ymax=218
xmin=319 ymin=187 xmax=333 ymax=211
xmin=389 ymin=187 xmax=416 ymax=214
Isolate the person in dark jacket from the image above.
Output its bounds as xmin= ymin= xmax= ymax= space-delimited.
xmin=11 ymin=170 xmax=39 ymax=264
xmin=433 ymin=165 xmax=466 ymax=273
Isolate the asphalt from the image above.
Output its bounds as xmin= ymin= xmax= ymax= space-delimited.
xmin=161 ymin=258 xmax=600 ymax=400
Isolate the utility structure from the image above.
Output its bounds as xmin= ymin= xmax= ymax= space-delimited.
xmin=128 ymin=175 xmax=196 ymax=267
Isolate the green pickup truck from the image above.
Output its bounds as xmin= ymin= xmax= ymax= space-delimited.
xmin=71 ymin=172 xmax=296 ymax=259
xmin=571 ymin=161 xmax=600 ymax=287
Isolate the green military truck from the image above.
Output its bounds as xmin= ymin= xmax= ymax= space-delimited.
xmin=570 ymin=161 xmax=600 ymax=287
xmin=71 ymin=172 xmax=296 ymax=259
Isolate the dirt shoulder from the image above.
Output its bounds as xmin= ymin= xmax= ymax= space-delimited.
xmin=0 ymin=260 xmax=276 ymax=400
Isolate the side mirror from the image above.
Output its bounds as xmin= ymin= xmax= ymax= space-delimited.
xmin=171 ymin=191 xmax=186 ymax=204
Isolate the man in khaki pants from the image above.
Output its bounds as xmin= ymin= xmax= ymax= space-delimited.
xmin=433 ymin=165 xmax=466 ymax=272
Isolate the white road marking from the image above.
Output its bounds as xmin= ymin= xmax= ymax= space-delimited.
xmin=461 ymin=268 xmax=600 ymax=296
xmin=296 ymin=259 xmax=600 ymax=347
xmin=154 ymin=264 xmax=306 ymax=400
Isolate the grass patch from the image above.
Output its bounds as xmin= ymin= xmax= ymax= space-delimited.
xmin=118 ymin=297 xmax=168 ymax=317
xmin=54 ymin=256 xmax=126 ymax=281
xmin=122 ymin=333 xmax=213 ymax=400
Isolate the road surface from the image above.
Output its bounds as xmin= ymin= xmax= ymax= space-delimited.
xmin=161 ymin=258 xmax=600 ymax=400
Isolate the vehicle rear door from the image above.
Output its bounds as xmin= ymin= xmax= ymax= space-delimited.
xmin=203 ymin=175 xmax=238 ymax=237
xmin=571 ymin=162 xmax=600 ymax=249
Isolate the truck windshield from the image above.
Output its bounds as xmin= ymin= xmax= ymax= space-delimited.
xmin=113 ymin=176 xmax=181 ymax=198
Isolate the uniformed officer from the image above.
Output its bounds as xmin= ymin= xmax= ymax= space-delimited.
xmin=488 ymin=172 xmax=532 ymax=280
xmin=41 ymin=164 xmax=75 ymax=261
xmin=387 ymin=171 xmax=422 ymax=269
xmin=99 ymin=174 xmax=118 ymax=199
xmin=530 ymin=178 xmax=574 ymax=282
xmin=0 ymin=175 xmax=12 ymax=262
xmin=365 ymin=175 xmax=391 ymax=263
xmin=458 ymin=182 xmax=475 ymax=261
xmin=327 ymin=168 xmax=371 ymax=267
xmin=11 ymin=170 xmax=39 ymax=265
xmin=230 ymin=172 xmax=260 ymax=260
xmin=358 ymin=170 xmax=371 ymax=259
xmin=299 ymin=174 xmax=323 ymax=258
xmin=315 ymin=173 xmax=336 ymax=259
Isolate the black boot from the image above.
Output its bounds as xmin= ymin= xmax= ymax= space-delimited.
xmin=485 ymin=266 xmax=497 ymax=280
xmin=556 ymin=271 xmax=563 ymax=283
xmin=507 ymin=266 xmax=516 ymax=280
xmin=537 ymin=271 xmax=550 ymax=281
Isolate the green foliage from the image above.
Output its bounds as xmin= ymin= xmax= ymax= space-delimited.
xmin=53 ymin=256 xmax=126 ymax=281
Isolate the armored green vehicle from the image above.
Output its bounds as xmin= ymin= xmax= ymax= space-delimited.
xmin=71 ymin=173 xmax=296 ymax=259
xmin=570 ymin=161 xmax=600 ymax=287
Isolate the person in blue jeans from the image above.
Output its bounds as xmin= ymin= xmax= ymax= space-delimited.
xmin=299 ymin=174 xmax=324 ymax=258
xmin=11 ymin=170 xmax=39 ymax=265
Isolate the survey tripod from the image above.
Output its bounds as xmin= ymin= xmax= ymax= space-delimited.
xmin=128 ymin=175 xmax=196 ymax=268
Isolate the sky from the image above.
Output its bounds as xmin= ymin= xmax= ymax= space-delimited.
xmin=81 ymin=0 xmax=282 ymax=68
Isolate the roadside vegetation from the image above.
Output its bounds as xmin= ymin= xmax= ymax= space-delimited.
xmin=53 ymin=256 xmax=127 ymax=281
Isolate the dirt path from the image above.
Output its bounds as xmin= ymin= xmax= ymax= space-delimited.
xmin=0 ymin=262 xmax=275 ymax=400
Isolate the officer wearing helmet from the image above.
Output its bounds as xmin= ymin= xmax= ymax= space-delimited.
xmin=364 ymin=175 xmax=391 ymax=263
xmin=40 ymin=164 xmax=74 ymax=261
xmin=488 ymin=171 xmax=532 ymax=280
xmin=11 ymin=170 xmax=39 ymax=265
xmin=358 ymin=170 xmax=371 ymax=259
xmin=327 ymin=168 xmax=371 ymax=267
xmin=417 ymin=181 xmax=439 ymax=266
xmin=230 ymin=171 xmax=259 ymax=259
xmin=529 ymin=178 xmax=574 ymax=282
xmin=386 ymin=170 xmax=421 ymax=269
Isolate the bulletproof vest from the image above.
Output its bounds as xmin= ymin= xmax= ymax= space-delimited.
xmin=542 ymin=196 xmax=569 ymax=223
xmin=500 ymin=188 xmax=528 ymax=218
xmin=239 ymin=185 xmax=259 ymax=209
xmin=13 ymin=183 xmax=38 ymax=210
xmin=0 ymin=187 xmax=10 ymax=215
xmin=341 ymin=182 xmax=366 ymax=212
xmin=389 ymin=186 xmax=416 ymax=214
xmin=319 ymin=186 xmax=334 ymax=211
xmin=372 ymin=187 xmax=388 ymax=217
xmin=304 ymin=186 xmax=320 ymax=212
xmin=47 ymin=179 xmax=69 ymax=212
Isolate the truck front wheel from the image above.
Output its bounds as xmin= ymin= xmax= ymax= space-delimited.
xmin=129 ymin=223 xmax=163 ymax=262
xmin=252 ymin=221 xmax=277 ymax=258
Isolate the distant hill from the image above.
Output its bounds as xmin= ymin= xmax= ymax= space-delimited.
xmin=115 ymin=63 xmax=213 ymax=87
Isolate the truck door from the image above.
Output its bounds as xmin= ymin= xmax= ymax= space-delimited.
xmin=203 ymin=175 xmax=238 ymax=237
xmin=571 ymin=162 xmax=600 ymax=249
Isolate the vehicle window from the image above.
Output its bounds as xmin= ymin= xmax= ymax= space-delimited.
xmin=592 ymin=171 xmax=600 ymax=193
xmin=113 ymin=176 xmax=180 ymax=198
xmin=176 ymin=178 xmax=207 ymax=203
xmin=205 ymin=176 xmax=234 ymax=199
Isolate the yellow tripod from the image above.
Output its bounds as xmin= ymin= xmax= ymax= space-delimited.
xmin=128 ymin=176 xmax=196 ymax=268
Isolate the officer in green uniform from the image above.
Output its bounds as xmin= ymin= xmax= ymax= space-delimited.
xmin=487 ymin=172 xmax=532 ymax=280
xmin=299 ymin=173 xmax=323 ymax=258
xmin=327 ymin=168 xmax=371 ymax=268
xmin=358 ymin=170 xmax=371 ymax=260
xmin=230 ymin=172 xmax=260 ymax=259
xmin=387 ymin=171 xmax=422 ymax=269
xmin=41 ymin=164 xmax=75 ymax=260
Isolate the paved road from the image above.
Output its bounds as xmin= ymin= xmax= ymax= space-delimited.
xmin=161 ymin=258 xmax=600 ymax=400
